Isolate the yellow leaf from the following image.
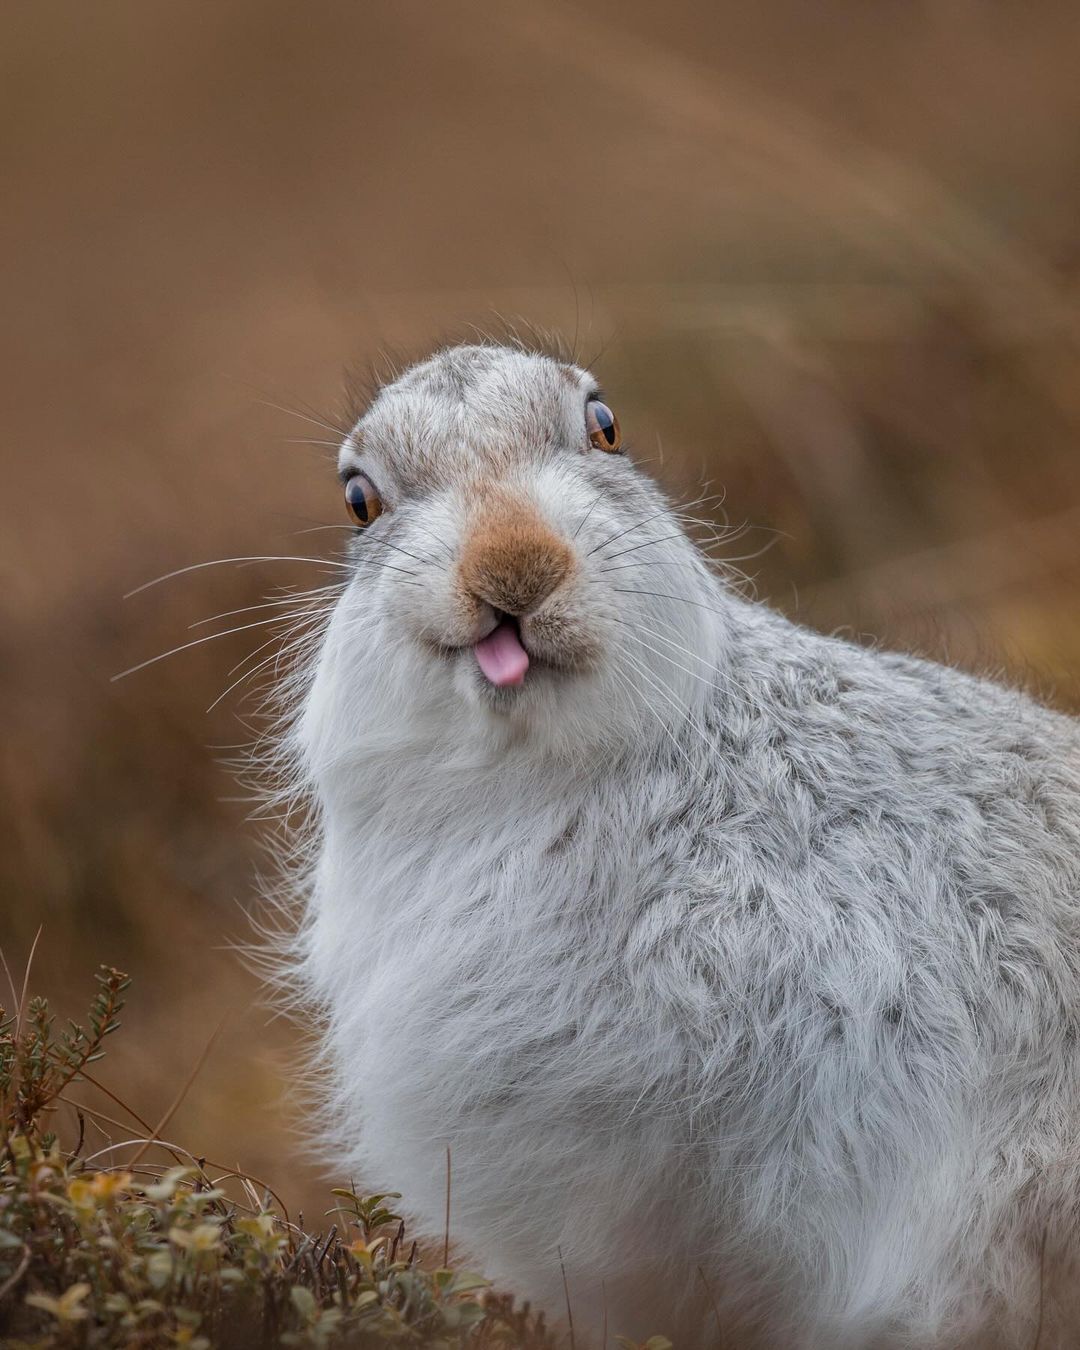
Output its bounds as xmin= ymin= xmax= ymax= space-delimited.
xmin=169 ymin=1223 xmax=220 ymax=1252
xmin=88 ymin=1171 xmax=133 ymax=1203
xmin=26 ymin=1282 xmax=91 ymax=1322
xmin=66 ymin=1178 xmax=95 ymax=1210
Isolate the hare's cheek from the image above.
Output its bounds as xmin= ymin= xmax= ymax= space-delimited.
xmin=397 ymin=569 xmax=484 ymax=650
xmin=518 ymin=582 xmax=607 ymax=671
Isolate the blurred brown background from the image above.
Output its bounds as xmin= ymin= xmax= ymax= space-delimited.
xmin=3 ymin=0 xmax=1080 ymax=1228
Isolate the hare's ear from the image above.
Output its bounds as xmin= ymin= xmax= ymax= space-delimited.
xmin=586 ymin=400 xmax=622 ymax=453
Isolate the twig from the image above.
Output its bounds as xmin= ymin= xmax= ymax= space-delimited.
xmin=443 ymin=1146 xmax=452 ymax=1268
xmin=0 ymin=1242 xmax=31 ymax=1302
xmin=559 ymin=1245 xmax=576 ymax=1350
xmin=1032 ymin=1225 xmax=1050 ymax=1350
xmin=129 ymin=1010 xmax=229 ymax=1166
xmin=0 ymin=944 xmax=20 ymax=1023
xmin=71 ymin=1068 xmax=187 ymax=1166
xmin=71 ymin=1108 xmax=86 ymax=1160
xmin=17 ymin=927 xmax=44 ymax=1039
xmin=0 ymin=932 xmax=44 ymax=1127
xmin=698 ymin=1264 xmax=725 ymax=1348
xmin=62 ymin=1080 xmax=293 ymax=1230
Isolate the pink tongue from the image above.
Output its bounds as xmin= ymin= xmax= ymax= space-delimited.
xmin=474 ymin=620 xmax=530 ymax=687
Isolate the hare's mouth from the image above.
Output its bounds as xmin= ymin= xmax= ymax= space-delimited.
xmin=422 ymin=606 xmax=599 ymax=693
xmin=473 ymin=613 xmax=529 ymax=688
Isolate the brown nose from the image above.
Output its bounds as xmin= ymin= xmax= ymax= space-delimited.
xmin=458 ymin=497 xmax=574 ymax=615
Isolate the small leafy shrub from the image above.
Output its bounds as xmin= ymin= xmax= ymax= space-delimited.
xmin=0 ymin=966 xmax=569 ymax=1348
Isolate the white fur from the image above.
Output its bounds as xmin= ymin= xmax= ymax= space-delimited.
xmin=279 ymin=344 xmax=1080 ymax=1347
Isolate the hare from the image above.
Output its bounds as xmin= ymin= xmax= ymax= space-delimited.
xmin=283 ymin=343 xmax=1080 ymax=1347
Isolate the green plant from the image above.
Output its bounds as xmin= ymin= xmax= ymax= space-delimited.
xmin=0 ymin=966 xmax=558 ymax=1348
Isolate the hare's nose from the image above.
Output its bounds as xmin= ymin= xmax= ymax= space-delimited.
xmin=458 ymin=499 xmax=574 ymax=616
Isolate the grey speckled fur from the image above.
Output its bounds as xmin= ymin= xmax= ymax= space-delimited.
xmin=284 ymin=344 xmax=1080 ymax=1347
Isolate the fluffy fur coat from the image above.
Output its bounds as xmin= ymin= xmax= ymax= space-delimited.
xmin=284 ymin=344 xmax=1080 ymax=1347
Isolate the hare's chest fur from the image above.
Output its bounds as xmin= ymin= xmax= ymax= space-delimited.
xmin=308 ymin=756 xmax=711 ymax=1187
xmin=306 ymin=745 xmax=819 ymax=1309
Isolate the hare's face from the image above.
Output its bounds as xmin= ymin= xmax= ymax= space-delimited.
xmin=305 ymin=345 xmax=718 ymax=762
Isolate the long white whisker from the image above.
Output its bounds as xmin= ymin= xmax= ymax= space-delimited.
xmin=125 ymin=556 xmax=352 ymax=598
xmin=617 ymin=646 xmax=711 ymax=776
xmin=112 ymin=614 xmax=324 ymax=682
xmin=608 ymin=657 xmax=707 ymax=786
xmin=713 ymin=539 xmax=781 ymax=566
xmin=224 ymin=605 xmax=337 ymax=679
xmin=611 ymin=615 xmax=754 ymax=716
xmin=208 ymin=617 xmax=331 ymax=712
xmin=618 ymin=640 xmax=711 ymax=733
xmin=606 ymin=614 xmax=717 ymax=684
xmin=607 ymin=612 xmax=715 ymax=669
xmin=629 ymin=633 xmax=720 ymax=692
xmin=189 ymin=586 xmax=343 ymax=629
xmin=253 ymin=398 xmax=350 ymax=439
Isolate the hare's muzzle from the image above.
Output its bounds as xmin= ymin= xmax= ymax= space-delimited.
xmin=457 ymin=495 xmax=575 ymax=686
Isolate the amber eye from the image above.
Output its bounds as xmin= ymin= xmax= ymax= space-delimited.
xmin=344 ymin=473 xmax=384 ymax=528
xmin=586 ymin=399 xmax=622 ymax=453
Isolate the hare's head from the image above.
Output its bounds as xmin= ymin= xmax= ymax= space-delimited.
xmin=302 ymin=344 xmax=723 ymax=767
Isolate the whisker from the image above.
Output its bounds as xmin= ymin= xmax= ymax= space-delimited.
xmin=598 ymin=560 xmax=707 ymax=575
xmin=290 ymin=524 xmax=359 ymax=537
xmin=586 ymin=510 xmax=661 ymax=558
xmin=611 ymin=615 xmax=754 ymax=716
xmin=626 ymin=631 xmax=720 ymax=692
xmin=252 ymin=397 xmax=351 ymax=440
xmin=189 ymin=586 xmax=343 ymax=629
xmin=368 ymin=536 xmax=442 ymax=569
xmin=349 ymin=556 xmax=420 ymax=580
xmin=284 ymin=528 xmax=440 ymax=569
xmin=112 ymin=614 xmax=324 ymax=683
xmin=224 ymin=613 xmax=327 ymax=680
xmin=617 ymin=646 xmax=712 ymax=768
xmin=602 ymin=530 xmax=690 ymax=563
xmin=605 ymin=612 xmax=715 ymax=673
xmin=125 ymin=556 xmax=352 ymax=598
xmin=571 ymin=490 xmax=607 ymax=542
xmin=608 ymin=657 xmax=707 ymax=786
xmin=709 ymin=536 xmax=782 ymax=567
xmin=611 ymin=587 xmax=737 ymax=622
xmin=408 ymin=519 xmax=457 ymax=563
xmin=209 ymin=618 xmax=331 ymax=712
xmin=585 ymin=489 xmax=726 ymax=560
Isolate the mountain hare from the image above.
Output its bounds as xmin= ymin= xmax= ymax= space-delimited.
xmin=287 ymin=343 xmax=1080 ymax=1347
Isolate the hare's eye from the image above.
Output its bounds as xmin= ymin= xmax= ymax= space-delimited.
xmin=586 ymin=400 xmax=621 ymax=453
xmin=344 ymin=473 xmax=384 ymax=528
